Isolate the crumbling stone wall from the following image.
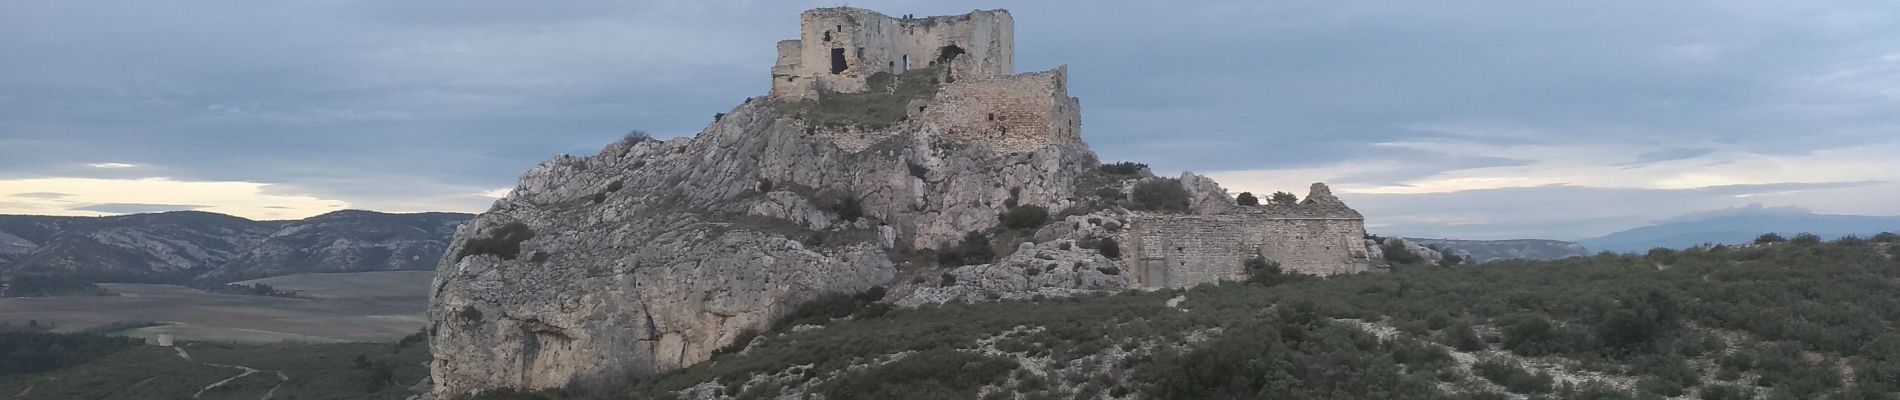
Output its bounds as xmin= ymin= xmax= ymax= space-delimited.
xmin=920 ymin=67 xmax=1082 ymax=153
xmin=1125 ymin=183 xmax=1371 ymax=288
xmin=771 ymin=8 xmax=1013 ymax=101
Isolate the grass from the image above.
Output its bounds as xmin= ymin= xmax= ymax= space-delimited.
xmin=776 ymin=65 xmax=944 ymax=130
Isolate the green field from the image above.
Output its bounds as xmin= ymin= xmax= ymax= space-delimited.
xmin=0 ymin=271 xmax=434 ymax=343
xmin=0 ymin=337 xmax=431 ymax=400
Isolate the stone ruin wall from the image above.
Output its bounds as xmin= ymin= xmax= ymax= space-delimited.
xmin=1127 ymin=212 xmax=1369 ymax=289
xmin=772 ymin=8 xmax=1013 ymax=102
xmin=920 ymin=67 xmax=1081 ymax=153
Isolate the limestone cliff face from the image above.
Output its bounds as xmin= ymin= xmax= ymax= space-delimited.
xmin=428 ymin=99 xmax=1094 ymax=397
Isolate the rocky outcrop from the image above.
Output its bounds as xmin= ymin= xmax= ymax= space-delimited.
xmin=1402 ymin=238 xmax=1588 ymax=263
xmin=428 ymin=97 xmax=1095 ymax=397
xmin=1379 ymin=237 xmax=1473 ymax=266
xmin=897 ymin=239 xmax=1128 ymax=306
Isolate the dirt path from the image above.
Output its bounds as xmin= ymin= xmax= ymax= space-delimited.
xmin=172 ymin=346 xmax=291 ymax=400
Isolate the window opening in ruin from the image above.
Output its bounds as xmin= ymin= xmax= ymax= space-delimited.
xmin=888 ymin=61 xmax=895 ymax=72
xmin=837 ymin=25 xmax=842 ymax=31
xmin=823 ymin=31 xmax=832 ymax=42
xmin=829 ymin=48 xmax=847 ymax=74
xmin=856 ymin=47 xmax=864 ymax=58
xmin=902 ymin=55 xmax=911 ymax=71
xmin=987 ymin=113 xmax=995 ymax=121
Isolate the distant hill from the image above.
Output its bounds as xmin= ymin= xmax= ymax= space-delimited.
xmin=1578 ymin=205 xmax=1900 ymax=253
xmin=1402 ymin=238 xmax=1588 ymax=263
xmin=0 ymin=210 xmax=470 ymax=284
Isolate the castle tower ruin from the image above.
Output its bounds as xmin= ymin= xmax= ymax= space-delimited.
xmin=770 ymin=8 xmax=1014 ymax=101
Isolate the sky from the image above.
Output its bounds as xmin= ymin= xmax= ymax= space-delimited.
xmin=2 ymin=1 xmax=1897 ymax=240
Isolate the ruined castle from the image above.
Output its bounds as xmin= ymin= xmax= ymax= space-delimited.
xmin=769 ymin=8 xmax=1080 ymax=153
xmin=768 ymin=7 xmax=1372 ymax=286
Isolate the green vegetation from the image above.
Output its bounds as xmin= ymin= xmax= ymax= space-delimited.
xmin=1270 ymin=191 xmax=1299 ymax=205
xmin=777 ymin=65 xmax=944 ymax=130
xmin=0 ymin=331 xmax=142 ymax=376
xmin=1130 ymin=178 xmax=1191 ymax=212
xmin=1000 ymin=204 xmax=1050 ymax=230
xmin=0 ymin=274 xmax=110 ymax=297
xmin=201 ymin=282 xmax=297 ymax=297
xmin=0 ymin=332 xmax=430 ymax=399
xmin=456 ymin=222 xmax=536 ymax=261
xmin=1235 ymin=191 xmax=1260 ymax=206
xmin=1097 ymin=162 xmax=1147 ymax=176
xmin=937 ymin=231 xmax=998 ymax=267
xmin=591 ymin=236 xmax=1899 ymax=399
xmin=1382 ymin=240 xmax=1426 ymax=265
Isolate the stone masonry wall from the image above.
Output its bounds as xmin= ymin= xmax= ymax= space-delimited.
xmin=771 ymin=8 xmax=1012 ymax=101
xmin=920 ymin=67 xmax=1081 ymax=153
xmin=1127 ymin=213 xmax=1368 ymax=289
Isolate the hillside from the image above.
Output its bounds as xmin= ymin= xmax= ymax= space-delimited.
xmin=1580 ymin=206 xmax=1900 ymax=253
xmin=1404 ymin=238 xmax=1588 ymax=263
xmin=0 ymin=210 xmax=469 ymax=285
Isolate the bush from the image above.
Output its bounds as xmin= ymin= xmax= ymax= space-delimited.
xmin=456 ymin=222 xmax=536 ymax=261
xmin=1131 ymin=178 xmax=1191 ymax=212
xmin=1500 ymin=314 xmax=1571 ymax=356
xmin=1269 ymin=191 xmax=1299 ymax=205
xmin=938 ymin=231 xmax=997 ymax=267
xmin=1472 ymin=357 xmax=1554 ymax=394
xmin=771 ymin=286 xmax=889 ymax=331
xmin=1099 ymin=162 xmax=1146 ymax=175
xmin=1754 ymin=233 xmax=1787 ymax=244
xmin=1696 ymin=384 xmax=1749 ymax=400
xmin=1382 ymin=241 xmax=1425 ymax=265
xmin=623 ymin=130 xmax=654 ymax=143
xmin=1445 ymin=322 xmax=1486 ymax=352
xmin=1080 ymin=237 xmax=1122 ymax=259
xmin=1873 ymin=232 xmax=1900 ymax=243
xmin=1243 ymin=256 xmax=1294 ymax=286
xmin=814 ymin=349 xmax=1017 ymax=400
xmin=1001 ymin=205 xmax=1050 ymax=230
xmin=1235 ymin=192 xmax=1260 ymax=206
xmin=1791 ymin=233 xmax=1823 ymax=245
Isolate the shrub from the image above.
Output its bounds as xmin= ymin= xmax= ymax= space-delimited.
xmin=456 ymin=222 xmax=536 ymax=261
xmin=938 ymin=231 xmax=997 ymax=267
xmin=1754 ymin=233 xmax=1787 ymax=244
xmin=623 ymin=130 xmax=654 ymax=143
xmin=1791 ymin=233 xmax=1822 ymax=245
xmin=1131 ymin=178 xmax=1191 ymax=212
xmin=1235 ymin=192 xmax=1260 ymax=206
xmin=1099 ymin=162 xmax=1146 ymax=175
xmin=771 ymin=286 xmax=889 ymax=331
xmin=1873 ymin=232 xmax=1900 ymax=243
xmin=1500 ymin=313 xmax=1571 ymax=356
xmin=813 ymin=349 xmax=1017 ymax=400
xmin=1089 ymin=237 xmax=1122 ymax=259
xmin=1243 ymin=256 xmax=1292 ymax=286
xmin=1696 ymin=384 xmax=1749 ymax=400
xmin=1001 ymin=205 xmax=1050 ymax=230
xmin=1473 ymin=357 xmax=1554 ymax=394
xmin=1269 ymin=191 xmax=1299 ymax=205
xmin=1382 ymin=241 xmax=1424 ymax=265
xmin=1445 ymin=322 xmax=1486 ymax=352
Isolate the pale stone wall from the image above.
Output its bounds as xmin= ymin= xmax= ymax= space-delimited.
xmin=771 ymin=8 xmax=1014 ymax=101
xmin=920 ymin=67 xmax=1081 ymax=153
xmin=1127 ymin=213 xmax=1368 ymax=288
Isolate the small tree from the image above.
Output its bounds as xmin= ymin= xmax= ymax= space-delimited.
xmin=1753 ymin=233 xmax=1787 ymax=245
xmin=1131 ymin=178 xmax=1191 ymax=212
xmin=1872 ymin=232 xmax=1899 ymax=243
xmin=1235 ymin=192 xmax=1260 ymax=206
xmin=1269 ymin=191 xmax=1298 ymax=205
xmin=1243 ymin=256 xmax=1288 ymax=286
xmin=1790 ymin=233 xmax=1822 ymax=245
xmin=1001 ymin=205 xmax=1049 ymax=230
xmin=1098 ymin=237 xmax=1122 ymax=259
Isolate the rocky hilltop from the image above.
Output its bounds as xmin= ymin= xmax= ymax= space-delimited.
xmin=429 ymin=7 xmax=1386 ymax=398
xmin=0 ymin=210 xmax=469 ymax=284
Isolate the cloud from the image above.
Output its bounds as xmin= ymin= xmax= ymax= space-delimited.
xmin=2 ymin=1 xmax=1898 ymax=239
xmin=86 ymin=162 xmax=138 ymax=169
xmin=0 ymin=177 xmax=350 ymax=220
xmin=69 ymin=203 xmax=207 ymax=214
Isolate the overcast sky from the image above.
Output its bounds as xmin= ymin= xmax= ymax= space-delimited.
xmin=2 ymin=1 xmax=1897 ymax=240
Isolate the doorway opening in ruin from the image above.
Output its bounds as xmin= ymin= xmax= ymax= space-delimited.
xmin=829 ymin=48 xmax=847 ymax=74
xmin=936 ymin=45 xmax=965 ymax=63
xmin=902 ymin=55 xmax=911 ymax=71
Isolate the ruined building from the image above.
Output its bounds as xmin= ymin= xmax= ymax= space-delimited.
xmin=770 ymin=8 xmax=1079 ymax=153
xmin=1128 ymin=183 xmax=1372 ymax=289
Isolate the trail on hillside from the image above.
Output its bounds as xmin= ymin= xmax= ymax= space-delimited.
xmin=172 ymin=346 xmax=290 ymax=400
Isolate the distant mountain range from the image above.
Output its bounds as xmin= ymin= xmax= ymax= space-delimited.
xmin=1401 ymin=238 xmax=1589 ymax=263
xmin=0 ymin=210 xmax=471 ymax=284
xmin=1578 ymin=205 xmax=1900 ymax=253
